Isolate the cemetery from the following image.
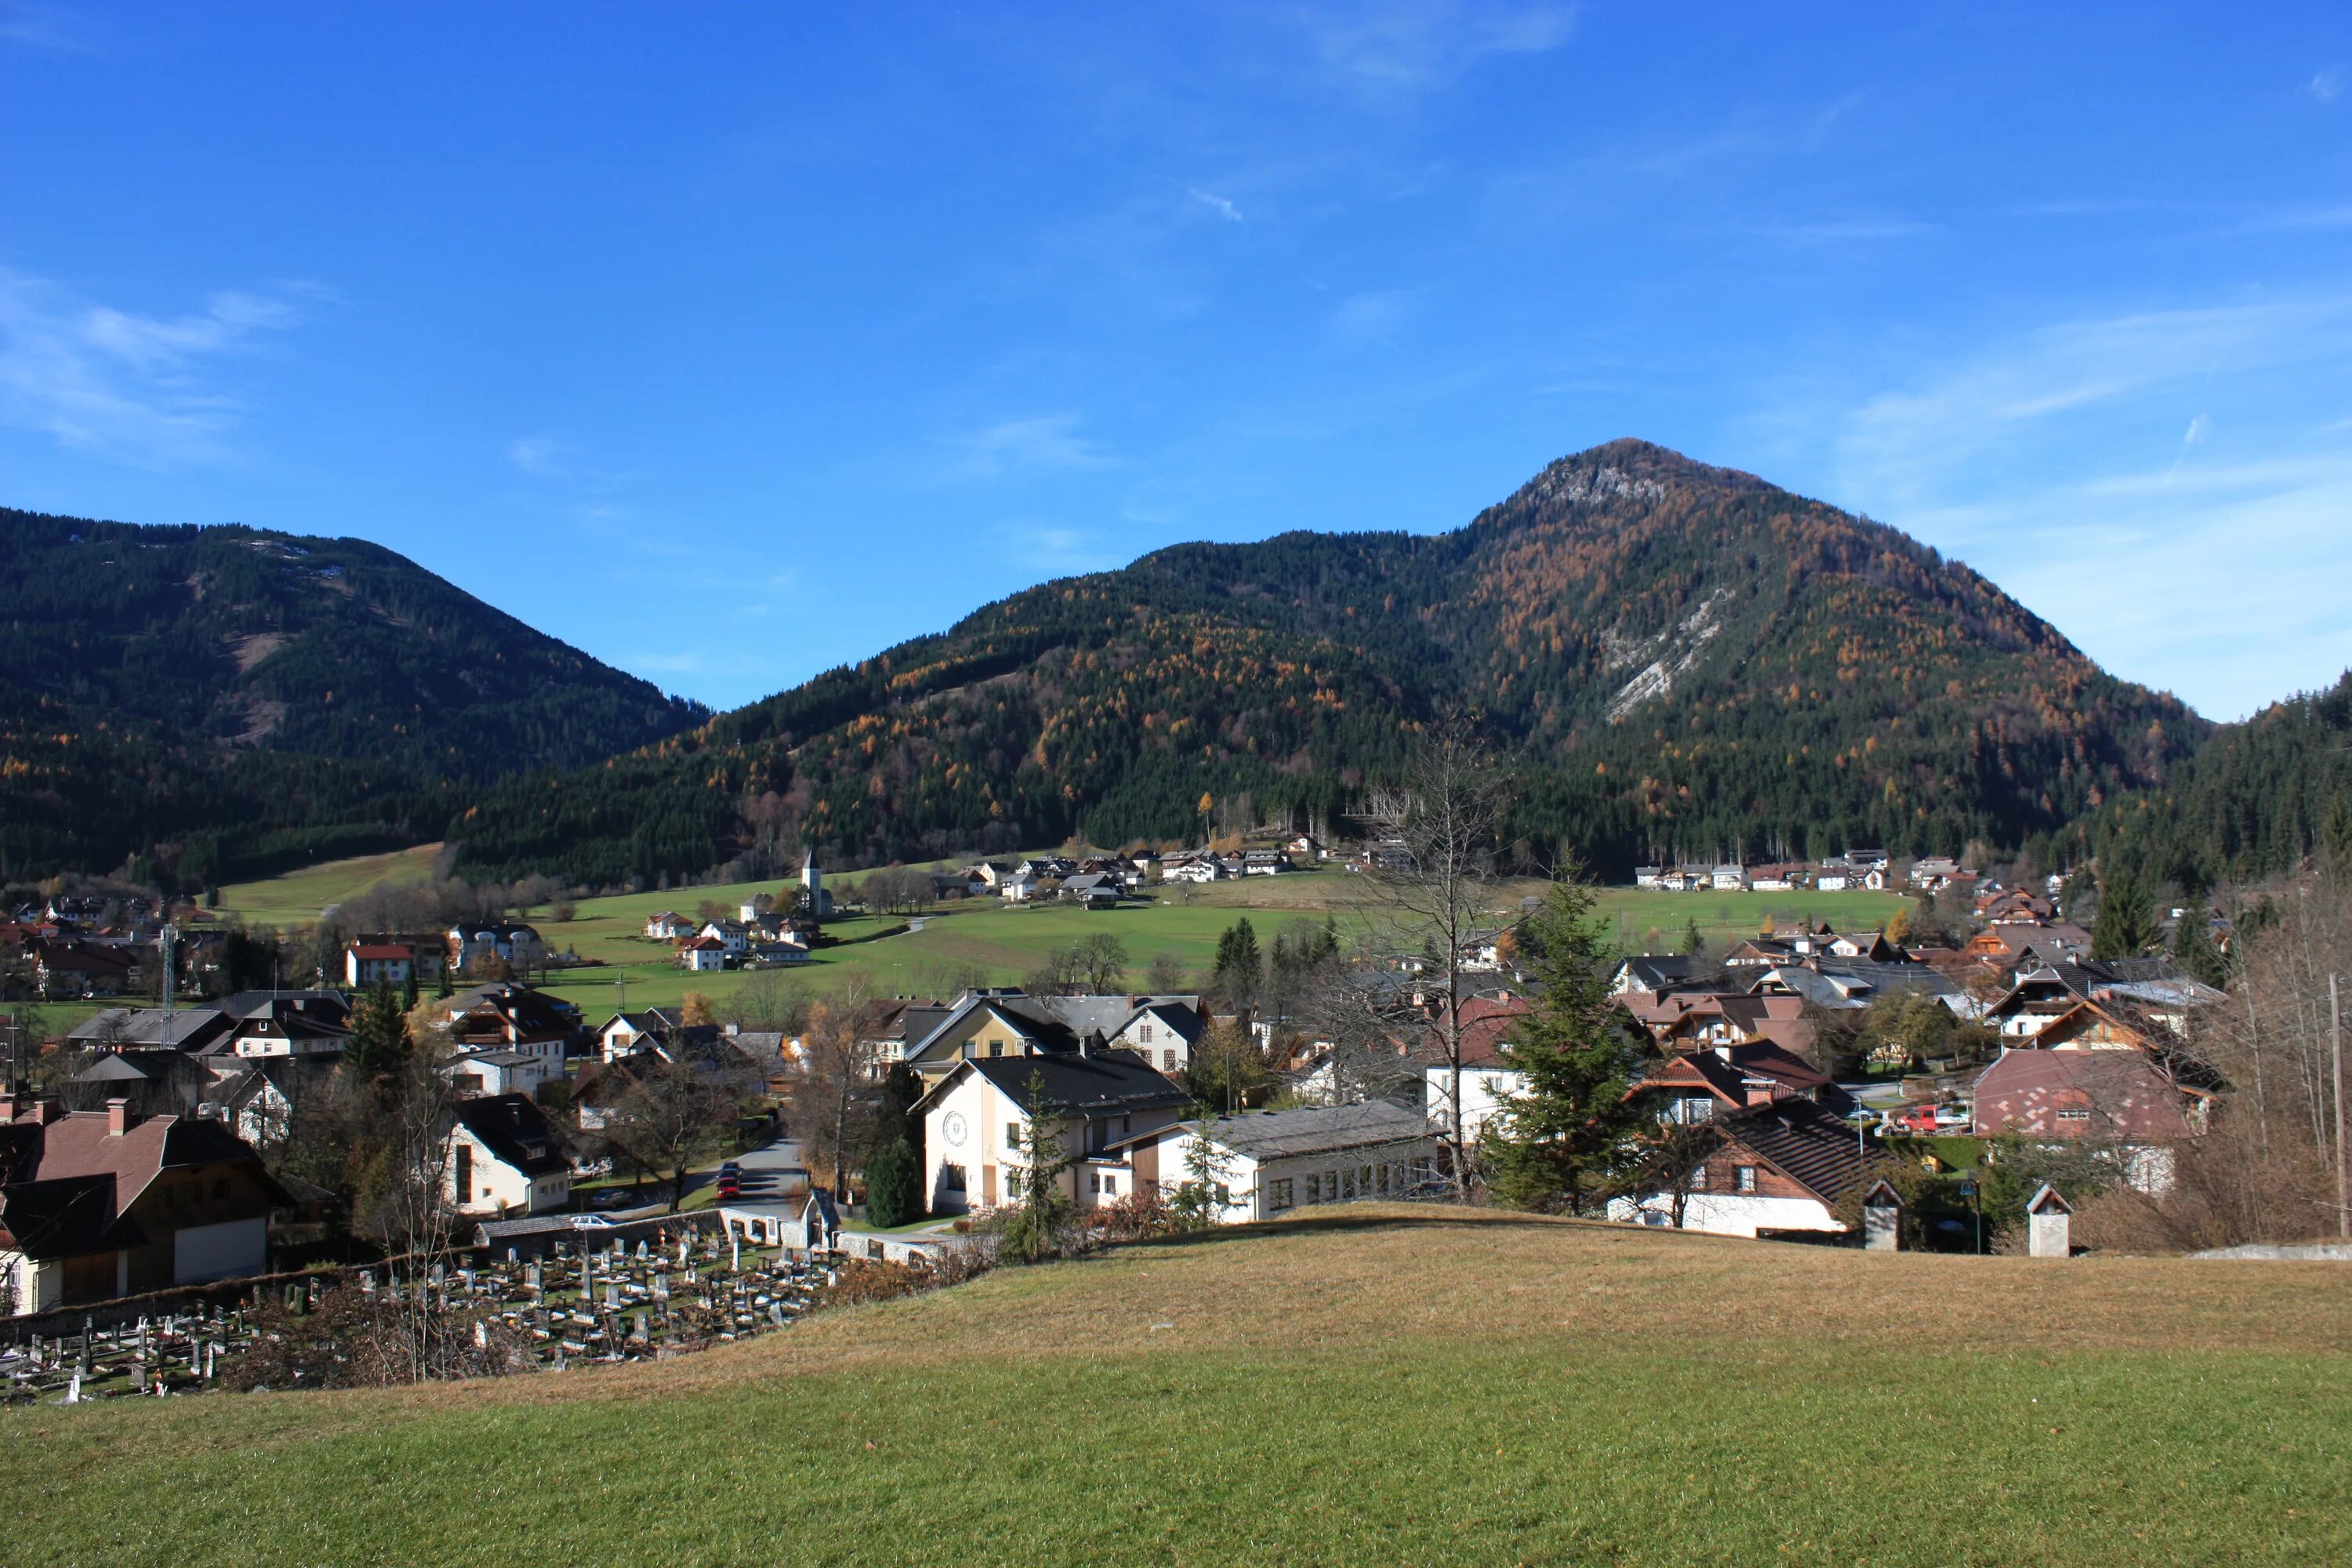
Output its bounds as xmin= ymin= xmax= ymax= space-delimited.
xmin=1 ymin=1221 xmax=978 ymax=1402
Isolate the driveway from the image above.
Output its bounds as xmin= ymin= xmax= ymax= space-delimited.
xmin=716 ymin=1133 xmax=810 ymax=1220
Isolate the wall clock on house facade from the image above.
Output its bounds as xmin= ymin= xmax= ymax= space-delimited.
xmin=942 ymin=1111 xmax=968 ymax=1147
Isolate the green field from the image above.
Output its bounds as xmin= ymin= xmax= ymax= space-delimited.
xmin=214 ymin=843 xmax=445 ymax=928
xmin=196 ymin=848 xmax=1910 ymax=1022
xmin=2 ymin=1210 xmax=2343 ymax=1566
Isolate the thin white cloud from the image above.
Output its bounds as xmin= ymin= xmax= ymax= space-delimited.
xmin=0 ymin=2 xmax=103 ymax=51
xmin=0 ymin=269 xmax=309 ymax=466
xmin=1002 ymin=521 xmax=1113 ymax=574
xmin=1187 ymin=187 xmax=1245 ymax=223
xmin=1291 ymin=1 xmax=1575 ymax=90
xmin=2312 ymin=67 xmax=2343 ymax=103
xmin=507 ymin=435 xmax=567 ymax=475
xmin=951 ymin=414 xmax=1113 ymax=478
xmin=1330 ymin=288 xmax=1414 ymax=348
xmin=1797 ymin=295 xmax=2352 ymax=717
xmin=1759 ymin=218 xmax=1933 ymax=246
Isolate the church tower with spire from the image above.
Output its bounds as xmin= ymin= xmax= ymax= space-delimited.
xmin=801 ymin=846 xmax=827 ymax=921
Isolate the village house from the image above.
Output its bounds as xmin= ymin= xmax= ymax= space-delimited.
xmin=1243 ymin=849 xmax=1292 ymax=877
xmin=440 ymin=982 xmax=575 ymax=1091
xmin=344 ymin=942 xmax=415 ymax=989
xmin=30 ymin=938 xmax=136 ymax=999
xmin=1969 ymin=1047 xmax=2212 ymax=1192
xmin=1608 ymin=1098 xmax=1869 ymax=1238
xmin=643 ymin=911 xmax=695 ymax=941
xmin=1636 ymin=1041 xmax=1836 ymax=1125
xmin=902 ymin=991 xmax=1207 ymax=1083
xmin=1419 ymin=994 xmax=1534 ymax=1141
xmin=677 ymin=933 xmax=728 ymax=972
xmin=914 ymin=1049 xmax=1189 ymax=1214
xmin=444 ymin=1094 xmax=571 ymax=1218
xmin=1609 ymin=955 xmax=1702 ymax=996
xmin=354 ymin=931 xmax=448 ymax=983
xmin=1116 ymin=1102 xmax=1439 ymax=1221
xmin=0 ymin=1093 xmax=288 ymax=1314
xmin=67 ymin=1005 xmax=237 ymax=1057
xmin=227 ymin=991 xmax=355 ymax=1058
xmin=448 ymin=920 xmax=546 ymax=975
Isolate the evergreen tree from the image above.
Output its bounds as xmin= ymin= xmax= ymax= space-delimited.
xmin=1482 ymin=876 xmax=1654 ymax=1214
xmin=1001 ymin=1070 xmax=1076 ymax=1264
xmin=1678 ymin=915 xmax=1706 ymax=957
xmin=2089 ymin=865 xmax=2156 ymax=960
xmin=863 ymin=1138 xmax=923 ymax=1228
xmin=2169 ymin=906 xmax=2230 ymax=989
xmin=1213 ymin=917 xmax=1261 ymax=1009
xmin=1168 ymin=1101 xmax=1238 ymax=1230
xmin=344 ymin=985 xmax=412 ymax=1087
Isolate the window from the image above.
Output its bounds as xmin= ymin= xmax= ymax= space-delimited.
xmin=1377 ymin=1163 xmax=1390 ymax=1194
xmin=1305 ymin=1174 xmax=1320 ymax=1203
xmin=960 ymin=1041 xmax=976 ymax=1060
xmin=1214 ymin=1183 xmax=1230 ymax=1207
xmin=1163 ymin=1050 xmax=1178 ymax=1071
xmin=1341 ymin=1171 xmax=1356 ymax=1200
xmin=1326 ymin=1169 xmax=1338 ymax=1200
xmin=1360 ymin=1164 xmax=1374 ymax=1192
xmin=1102 ymin=1173 xmax=1118 ymax=1196
xmin=2055 ymin=1108 xmax=2091 ymax=1123
xmin=1269 ymin=1178 xmax=1295 ymax=1211
xmin=1692 ymin=1163 xmax=1708 ymax=1190
xmin=1006 ymin=1121 xmax=1021 ymax=1148
xmin=1139 ymin=1022 xmax=1155 ymax=1044
xmin=1007 ymin=1170 xmax=1024 ymax=1198
xmin=1735 ymin=1165 xmax=1758 ymax=1193
xmin=942 ymin=1162 xmax=966 ymax=1192
xmin=987 ymin=1040 xmax=1004 ymax=1058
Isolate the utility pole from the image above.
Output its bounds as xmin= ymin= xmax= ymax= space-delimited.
xmin=160 ymin=924 xmax=177 ymax=1022
xmin=2332 ymin=974 xmax=2347 ymax=1241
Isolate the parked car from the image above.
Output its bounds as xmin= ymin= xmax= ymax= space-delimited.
xmin=1933 ymin=1103 xmax=1973 ymax=1130
xmin=1843 ymin=1105 xmax=1885 ymax=1127
xmin=568 ymin=1214 xmax=615 ymax=1229
xmin=1890 ymin=1105 xmax=1942 ymax=1134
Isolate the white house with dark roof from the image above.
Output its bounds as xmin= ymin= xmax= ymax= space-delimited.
xmin=444 ymin=1094 xmax=571 ymax=1217
xmin=912 ymin=1049 xmax=1189 ymax=1215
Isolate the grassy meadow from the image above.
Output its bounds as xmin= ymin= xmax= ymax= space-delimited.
xmin=198 ymin=847 xmax=1909 ymax=1022
xmin=2 ymin=1209 xmax=2343 ymax=1566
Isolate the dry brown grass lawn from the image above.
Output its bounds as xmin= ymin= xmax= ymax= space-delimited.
xmin=6 ymin=1207 xmax=2350 ymax=1566
xmin=349 ymin=1205 xmax=2352 ymax=1414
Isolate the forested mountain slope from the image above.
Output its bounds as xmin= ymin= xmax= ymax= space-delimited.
xmin=452 ymin=441 xmax=2205 ymax=885
xmin=2076 ymin=668 xmax=2352 ymax=884
xmin=0 ymin=510 xmax=706 ymax=884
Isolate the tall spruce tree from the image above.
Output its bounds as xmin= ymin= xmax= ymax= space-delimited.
xmin=2089 ymin=864 xmax=2157 ymax=960
xmin=1213 ymin=918 xmax=1261 ymax=1010
xmin=1482 ymin=875 xmax=1653 ymax=1214
xmin=344 ymin=985 xmax=412 ymax=1087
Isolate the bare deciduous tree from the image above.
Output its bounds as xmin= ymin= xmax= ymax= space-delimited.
xmin=790 ymin=980 xmax=884 ymax=1198
xmin=1352 ymin=721 xmax=1508 ymax=1200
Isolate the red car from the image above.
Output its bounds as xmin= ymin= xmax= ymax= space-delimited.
xmin=1890 ymin=1105 xmax=1943 ymax=1134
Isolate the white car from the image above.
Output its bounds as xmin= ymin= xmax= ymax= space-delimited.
xmin=1932 ymin=1103 xmax=1973 ymax=1131
xmin=567 ymin=1214 xmax=615 ymax=1229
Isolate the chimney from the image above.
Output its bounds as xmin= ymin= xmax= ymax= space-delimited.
xmin=33 ymin=1096 xmax=62 ymax=1126
xmin=106 ymin=1097 xmax=134 ymax=1137
xmin=0 ymin=1091 xmax=13 ymax=1122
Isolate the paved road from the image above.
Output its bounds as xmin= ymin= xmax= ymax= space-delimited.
xmin=718 ymin=1133 xmax=810 ymax=1219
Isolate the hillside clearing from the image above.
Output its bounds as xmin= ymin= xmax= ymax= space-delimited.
xmin=3 ymin=1209 xmax=2343 ymax=1566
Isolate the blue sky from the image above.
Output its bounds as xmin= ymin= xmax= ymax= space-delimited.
xmin=4 ymin=3 xmax=2350 ymax=721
